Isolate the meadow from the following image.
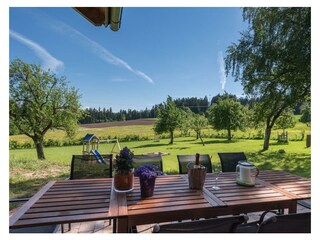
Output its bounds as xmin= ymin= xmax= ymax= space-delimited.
xmin=9 ymin=117 xmax=311 ymax=208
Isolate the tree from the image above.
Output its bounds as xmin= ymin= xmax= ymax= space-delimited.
xmin=225 ymin=7 xmax=311 ymax=150
xmin=178 ymin=107 xmax=193 ymax=136
xmin=9 ymin=59 xmax=82 ymax=160
xmin=300 ymin=101 xmax=311 ymax=126
xmin=207 ymin=97 xmax=247 ymax=141
xmin=154 ymin=96 xmax=181 ymax=144
xmin=273 ymin=109 xmax=296 ymax=134
xmin=191 ymin=114 xmax=208 ymax=146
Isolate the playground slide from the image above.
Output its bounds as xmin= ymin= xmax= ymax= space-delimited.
xmin=91 ymin=149 xmax=107 ymax=164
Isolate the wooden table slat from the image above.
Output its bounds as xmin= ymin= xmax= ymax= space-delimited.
xmin=36 ymin=195 xmax=110 ymax=203
xmin=128 ymin=203 xmax=211 ymax=215
xmin=128 ymin=198 xmax=209 ymax=210
xmin=225 ymin=196 xmax=290 ymax=205
xmin=32 ymin=198 xmax=109 ymax=208
xmin=27 ymin=202 xmax=109 ymax=213
xmin=21 ymin=207 xmax=109 ymax=220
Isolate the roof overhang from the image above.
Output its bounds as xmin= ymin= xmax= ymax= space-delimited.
xmin=73 ymin=7 xmax=123 ymax=31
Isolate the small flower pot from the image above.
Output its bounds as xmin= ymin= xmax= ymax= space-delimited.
xmin=139 ymin=176 xmax=156 ymax=198
xmin=114 ymin=169 xmax=134 ymax=193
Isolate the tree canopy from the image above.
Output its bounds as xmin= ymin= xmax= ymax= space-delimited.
xmin=191 ymin=113 xmax=208 ymax=145
xmin=9 ymin=58 xmax=82 ymax=159
xmin=207 ymin=97 xmax=247 ymax=141
xmin=225 ymin=7 xmax=310 ymax=150
xmin=273 ymin=109 xmax=296 ymax=134
xmin=154 ymin=96 xmax=181 ymax=144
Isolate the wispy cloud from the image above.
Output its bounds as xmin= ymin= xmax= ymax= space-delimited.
xmin=51 ymin=21 xmax=155 ymax=84
xmin=10 ymin=30 xmax=64 ymax=72
xmin=218 ymin=51 xmax=226 ymax=90
xmin=111 ymin=78 xmax=132 ymax=83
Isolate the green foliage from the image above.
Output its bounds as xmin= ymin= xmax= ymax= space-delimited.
xmin=178 ymin=107 xmax=194 ymax=136
xmin=191 ymin=113 xmax=209 ymax=142
xmin=300 ymin=101 xmax=311 ymax=126
xmin=9 ymin=58 xmax=83 ymax=159
xmin=207 ymin=96 xmax=247 ymax=141
xmin=154 ymin=96 xmax=182 ymax=144
xmin=274 ymin=109 xmax=296 ymax=133
xmin=225 ymin=7 xmax=311 ymax=150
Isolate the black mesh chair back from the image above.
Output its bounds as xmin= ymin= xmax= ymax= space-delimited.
xmin=70 ymin=154 xmax=113 ymax=179
xmin=177 ymin=154 xmax=212 ymax=174
xmin=132 ymin=154 xmax=163 ymax=171
xmin=258 ymin=212 xmax=311 ymax=233
xmin=218 ymin=152 xmax=247 ymax=172
xmin=153 ymin=215 xmax=247 ymax=233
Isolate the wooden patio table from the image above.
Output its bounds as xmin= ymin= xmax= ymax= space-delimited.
xmin=113 ymin=170 xmax=311 ymax=233
xmin=10 ymin=178 xmax=114 ymax=230
xmin=9 ymin=170 xmax=310 ymax=233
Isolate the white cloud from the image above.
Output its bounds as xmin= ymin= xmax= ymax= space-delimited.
xmin=111 ymin=78 xmax=132 ymax=82
xmin=10 ymin=30 xmax=64 ymax=72
xmin=52 ymin=21 xmax=155 ymax=84
xmin=218 ymin=51 xmax=226 ymax=90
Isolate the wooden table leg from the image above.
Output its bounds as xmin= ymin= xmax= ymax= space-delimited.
xmin=116 ymin=217 xmax=129 ymax=233
xmin=288 ymin=200 xmax=297 ymax=214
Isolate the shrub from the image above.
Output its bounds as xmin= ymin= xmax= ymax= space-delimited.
xmin=9 ymin=140 xmax=18 ymax=150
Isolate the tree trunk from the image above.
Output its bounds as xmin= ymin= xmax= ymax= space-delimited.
xmin=227 ymin=128 xmax=232 ymax=142
xmin=199 ymin=133 xmax=205 ymax=146
xmin=169 ymin=130 xmax=174 ymax=144
xmin=33 ymin=137 xmax=45 ymax=160
xmin=263 ymin=126 xmax=272 ymax=151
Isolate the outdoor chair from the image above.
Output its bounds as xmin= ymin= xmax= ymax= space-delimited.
xmin=217 ymin=152 xmax=247 ymax=172
xmin=153 ymin=215 xmax=248 ymax=233
xmin=236 ymin=211 xmax=311 ymax=233
xmin=68 ymin=154 xmax=113 ymax=232
xmin=132 ymin=154 xmax=164 ymax=171
xmin=177 ymin=154 xmax=213 ymax=174
xmin=129 ymin=154 xmax=164 ymax=233
xmin=70 ymin=154 xmax=113 ymax=179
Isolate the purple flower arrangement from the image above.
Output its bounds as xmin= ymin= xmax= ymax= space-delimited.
xmin=134 ymin=164 xmax=163 ymax=180
xmin=114 ymin=147 xmax=134 ymax=174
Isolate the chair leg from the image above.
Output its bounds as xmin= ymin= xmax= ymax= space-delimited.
xmin=130 ymin=226 xmax=138 ymax=233
xmin=61 ymin=223 xmax=71 ymax=233
xmin=112 ymin=219 xmax=117 ymax=233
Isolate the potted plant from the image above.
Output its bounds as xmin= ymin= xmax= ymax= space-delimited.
xmin=134 ymin=164 xmax=163 ymax=198
xmin=113 ymin=147 xmax=134 ymax=192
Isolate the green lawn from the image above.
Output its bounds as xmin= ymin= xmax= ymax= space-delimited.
xmin=9 ymin=136 xmax=311 ymax=207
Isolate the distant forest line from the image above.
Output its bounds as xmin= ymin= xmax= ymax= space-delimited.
xmin=79 ymin=93 xmax=304 ymax=124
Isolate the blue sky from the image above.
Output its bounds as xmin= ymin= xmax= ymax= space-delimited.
xmin=9 ymin=7 xmax=248 ymax=111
